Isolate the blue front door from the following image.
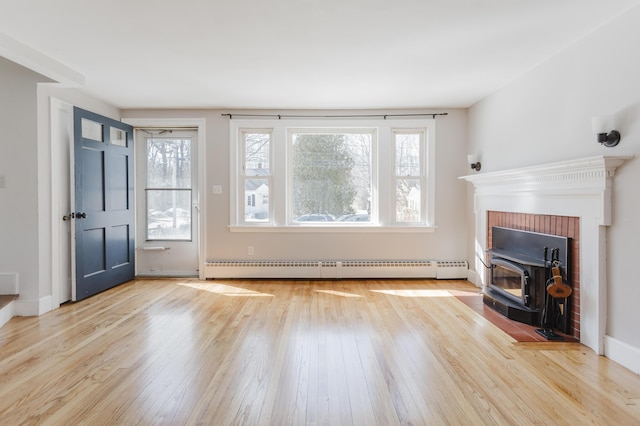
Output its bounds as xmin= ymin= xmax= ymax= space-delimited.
xmin=73 ymin=107 xmax=135 ymax=300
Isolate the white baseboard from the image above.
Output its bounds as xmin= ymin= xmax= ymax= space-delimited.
xmin=0 ymin=273 xmax=18 ymax=294
xmin=604 ymin=335 xmax=640 ymax=375
xmin=466 ymin=269 xmax=482 ymax=288
xmin=14 ymin=295 xmax=53 ymax=317
xmin=0 ymin=300 xmax=15 ymax=328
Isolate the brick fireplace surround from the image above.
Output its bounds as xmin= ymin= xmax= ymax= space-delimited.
xmin=461 ymin=156 xmax=630 ymax=355
xmin=487 ymin=211 xmax=580 ymax=339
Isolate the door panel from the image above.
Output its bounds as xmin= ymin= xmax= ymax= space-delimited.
xmin=73 ymin=107 xmax=135 ymax=300
xmin=110 ymin=224 xmax=131 ymax=267
xmin=82 ymin=148 xmax=105 ymax=211
xmin=110 ymin=152 xmax=130 ymax=210
xmin=82 ymin=228 xmax=106 ymax=276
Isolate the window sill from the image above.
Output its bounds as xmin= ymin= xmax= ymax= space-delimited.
xmin=228 ymin=225 xmax=436 ymax=233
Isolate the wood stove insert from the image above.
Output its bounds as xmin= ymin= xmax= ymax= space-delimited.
xmin=484 ymin=226 xmax=571 ymax=335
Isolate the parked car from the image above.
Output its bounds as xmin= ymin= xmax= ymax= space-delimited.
xmin=294 ymin=213 xmax=335 ymax=222
xmin=336 ymin=213 xmax=370 ymax=222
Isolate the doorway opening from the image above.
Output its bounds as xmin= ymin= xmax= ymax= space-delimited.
xmin=135 ymin=128 xmax=199 ymax=277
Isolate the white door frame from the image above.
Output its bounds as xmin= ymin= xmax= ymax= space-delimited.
xmin=50 ymin=97 xmax=74 ymax=307
xmin=123 ymin=117 xmax=207 ymax=280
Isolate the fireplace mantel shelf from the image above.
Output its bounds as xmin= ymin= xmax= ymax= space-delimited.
xmin=460 ymin=155 xmax=633 ymax=227
xmin=460 ymin=155 xmax=632 ymax=193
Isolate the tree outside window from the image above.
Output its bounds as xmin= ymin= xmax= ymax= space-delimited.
xmin=291 ymin=132 xmax=372 ymax=222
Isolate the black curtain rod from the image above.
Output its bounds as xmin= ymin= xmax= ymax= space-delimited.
xmin=221 ymin=113 xmax=448 ymax=120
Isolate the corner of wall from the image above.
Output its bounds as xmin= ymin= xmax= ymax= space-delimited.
xmin=466 ymin=269 xmax=482 ymax=288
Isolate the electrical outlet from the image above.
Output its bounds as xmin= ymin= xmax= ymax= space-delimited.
xmin=248 ymin=246 xmax=254 ymax=256
xmin=212 ymin=185 xmax=223 ymax=194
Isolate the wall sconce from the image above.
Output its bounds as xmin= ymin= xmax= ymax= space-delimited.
xmin=591 ymin=116 xmax=621 ymax=147
xmin=467 ymin=154 xmax=481 ymax=171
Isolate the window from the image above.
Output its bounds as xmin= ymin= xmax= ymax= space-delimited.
xmin=290 ymin=130 xmax=373 ymax=223
xmin=394 ymin=131 xmax=424 ymax=223
xmin=230 ymin=118 xmax=434 ymax=231
xmin=241 ymin=130 xmax=271 ymax=222
xmin=145 ymin=138 xmax=192 ymax=240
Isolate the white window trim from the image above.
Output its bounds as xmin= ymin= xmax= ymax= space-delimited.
xmin=229 ymin=118 xmax=436 ymax=233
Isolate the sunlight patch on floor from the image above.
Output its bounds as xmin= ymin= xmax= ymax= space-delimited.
xmin=370 ymin=289 xmax=453 ymax=298
xmin=178 ymin=282 xmax=274 ymax=297
xmin=315 ymin=290 xmax=363 ymax=298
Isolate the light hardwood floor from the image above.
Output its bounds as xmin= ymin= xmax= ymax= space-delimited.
xmin=1 ymin=278 xmax=639 ymax=425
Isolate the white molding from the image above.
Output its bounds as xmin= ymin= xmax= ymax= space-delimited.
xmin=466 ymin=269 xmax=481 ymax=288
xmin=0 ymin=32 xmax=84 ymax=86
xmin=460 ymin=155 xmax=629 ymax=187
xmin=14 ymin=295 xmax=53 ymax=317
xmin=604 ymin=335 xmax=640 ymax=375
xmin=460 ymin=155 xmax=633 ymax=355
xmin=50 ymin=97 xmax=74 ymax=308
xmin=0 ymin=300 xmax=15 ymax=328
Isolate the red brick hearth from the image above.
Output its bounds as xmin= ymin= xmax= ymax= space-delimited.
xmin=487 ymin=211 xmax=580 ymax=339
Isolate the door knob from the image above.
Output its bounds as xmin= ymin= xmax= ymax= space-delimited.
xmin=76 ymin=212 xmax=87 ymax=219
xmin=63 ymin=212 xmax=75 ymax=221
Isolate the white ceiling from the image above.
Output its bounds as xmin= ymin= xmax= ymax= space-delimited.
xmin=1 ymin=0 xmax=638 ymax=110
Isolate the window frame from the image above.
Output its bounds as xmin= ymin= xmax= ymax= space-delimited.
xmin=229 ymin=118 xmax=435 ymax=233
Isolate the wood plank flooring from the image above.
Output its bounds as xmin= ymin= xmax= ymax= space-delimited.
xmin=0 ymin=278 xmax=639 ymax=425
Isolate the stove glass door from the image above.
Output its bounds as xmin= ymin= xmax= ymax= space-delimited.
xmin=491 ymin=258 xmax=528 ymax=303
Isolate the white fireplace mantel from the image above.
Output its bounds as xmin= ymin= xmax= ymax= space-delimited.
xmin=460 ymin=155 xmax=632 ymax=354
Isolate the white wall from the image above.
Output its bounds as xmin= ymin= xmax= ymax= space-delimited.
xmin=0 ymin=57 xmax=49 ymax=306
xmin=123 ymin=108 xmax=469 ymax=263
xmin=468 ymin=5 xmax=640 ymax=367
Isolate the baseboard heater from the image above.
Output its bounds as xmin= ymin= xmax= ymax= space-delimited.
xmin=204 ymin=260 xmax=468 ymax=280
